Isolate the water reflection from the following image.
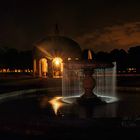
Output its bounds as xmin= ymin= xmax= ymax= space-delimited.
xmin=39 ymin=96 xmax=118 ymax=118
xmin=43 ymin=95 xmax=140 ymax=118
xmin=49 ymin=97 xmax=62 ymax=115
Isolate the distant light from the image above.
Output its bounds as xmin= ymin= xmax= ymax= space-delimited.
xmin=68 ymin=57 xmax=71 ymax=61
xmin=7 ymin=69 xmax=10 ymax=72
xmin=3 ymin=69 xmax=6 ymax=72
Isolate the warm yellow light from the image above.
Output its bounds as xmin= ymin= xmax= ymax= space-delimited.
xmin=88 ymin=49 xmax=92 ymax=60
xmin=41 ymin=58 xmax=48 ymax=72
xmin=49 ymin=97 xmax=62 ymax=115
xmin=53 ymin=57 xmax=62 ymax=66
xmin=55 ymin=59 xmax=60 ymax=65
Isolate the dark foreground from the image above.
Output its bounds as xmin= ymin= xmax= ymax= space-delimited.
xmin=0 ymin=119 xmax=140 ymax=139
xmin=0 ymin=91 xmax=140 ymax=139
xmin=0 ymin=73 xmax=140 ymax=139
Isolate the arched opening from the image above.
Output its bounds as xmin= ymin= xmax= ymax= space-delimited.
xmin=39 ymin=58 xmax=48 ymax=78
xmin=52 ymin=57 xmax=63 ymax=78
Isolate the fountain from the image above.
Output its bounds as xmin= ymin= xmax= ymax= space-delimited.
xmin=62 ymin=50 xmax=118 ymax=105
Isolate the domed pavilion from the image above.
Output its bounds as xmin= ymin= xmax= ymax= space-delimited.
xmin=33 ymin=36 xmax=82 ymax=78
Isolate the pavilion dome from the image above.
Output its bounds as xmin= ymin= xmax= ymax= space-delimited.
xmin=33 ymin=36 xmax=82 ymax=60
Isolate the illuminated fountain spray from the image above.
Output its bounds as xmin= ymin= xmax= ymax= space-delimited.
xmin=62 ymin=50 xmax=117 ymax=104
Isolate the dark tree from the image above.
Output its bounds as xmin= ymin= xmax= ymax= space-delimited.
xmin=18 ymin=50 xmax=33 ymax=69
xmin=3 ymin=48 xmax=19 ymax=69
xmin=0 ymin=47 xmax=33 ymax=70
xmin=94 ymin=51 xmax=111 ymax=62
xmin=128 ymin=46 xmax=140 ymax=68
xmin=110 ymin=49 xmax=128 ymax=69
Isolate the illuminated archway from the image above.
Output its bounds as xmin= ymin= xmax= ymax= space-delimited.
xmin=52 ymin=57 xmax=63 ymax=78
xmin=39 ymin=58 xmax=48 ymax=78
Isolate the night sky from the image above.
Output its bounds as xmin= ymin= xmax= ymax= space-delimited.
xmin=1 ymin=0 xmax=140 ymax=52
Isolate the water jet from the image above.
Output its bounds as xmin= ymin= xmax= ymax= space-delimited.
xmin=62 ymin=51 xmax=118 ymax=105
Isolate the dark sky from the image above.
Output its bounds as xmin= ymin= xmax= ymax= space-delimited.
xmin=1 ymin=0 xmax=140 ymax=52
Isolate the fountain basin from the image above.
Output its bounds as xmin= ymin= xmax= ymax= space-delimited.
xmin=61 ymin=95 xmax=118 ymax=104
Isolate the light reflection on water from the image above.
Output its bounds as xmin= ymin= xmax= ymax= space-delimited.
xmin=41 ymin=95 xmax=119 ymax=117
xmin=39 ymin=93 xmax=140 ymax=118
xmin=49 ymin=97 xmax=63 ymax=115
xmin=40 ymin=96 xmax=63 ymax=115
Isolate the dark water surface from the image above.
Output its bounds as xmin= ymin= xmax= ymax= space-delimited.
xmin=0 ymin=90 xmax=140 ymax=138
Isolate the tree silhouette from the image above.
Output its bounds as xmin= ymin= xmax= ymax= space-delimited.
xmin=95 ymin=51 xmax=111 ymax=62
xmin=0 ymin=47 xmax=33 ymax=70
xmin=110 ymin=49 xmax=128 ymax=70
xmin=0 ymin=45 xmax=139 ymax=73
xmin=128 ymin=46 xmax=140 ymax=68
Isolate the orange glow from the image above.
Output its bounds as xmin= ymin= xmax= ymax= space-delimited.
xmin=41 ymin=58 xmax=48 ymax=72
xmin=53 ymin=57 xmax=62 ymax=66
xmin=52 ymin=57 xmax=63 ymax=78
xmin=88 ymin=50 xmax=92 ymax=60
xmin=37 ymin=46 xmax=53 ymax=60
xmin=0 ymin=69 xmax=32 ymax=73
xmin=49 ymin=97 xmax=62 ymax=115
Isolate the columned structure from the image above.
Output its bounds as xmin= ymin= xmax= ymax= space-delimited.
xmin=38 ymin=58 xmax=48 ymax=78
xmin=33 ymin=36 xmax=82 ymax=78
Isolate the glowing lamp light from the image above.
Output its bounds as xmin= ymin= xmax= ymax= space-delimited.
xmin=55 ymin=59 xmax=60 ymax=65
xmin=53 ymin=57 xmax=62 ymax=66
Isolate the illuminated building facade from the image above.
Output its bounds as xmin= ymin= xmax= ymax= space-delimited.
xmin=33 ymin=36 xmax=82 ymax=78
